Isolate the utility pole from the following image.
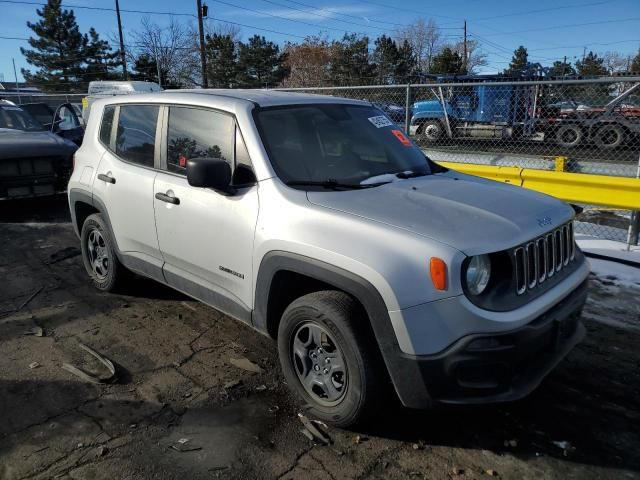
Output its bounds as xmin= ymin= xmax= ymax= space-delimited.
xmin=12 ymin=58 xmax=21 ymax=104
xmin=197 ymin=0 xmax=208 ymax=88
xmin=115 ymin=0 xmax=128 ymax=80
xmin=463 ymin=20 xmax=467 ymax=74
xmin=563 ymin=55 xmax=567 ymax=76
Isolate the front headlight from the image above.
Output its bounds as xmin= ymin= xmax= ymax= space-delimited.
xmin=466 ymin=254 xmax=491 ymax=295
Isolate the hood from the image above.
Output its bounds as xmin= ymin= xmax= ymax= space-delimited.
xmin=307 ymin=171 xmax=573 ymax=256
xmin=0 ymin=128 xmax=77 ymax=159
xmin=412 ymin=99 xmax=444 ymax=114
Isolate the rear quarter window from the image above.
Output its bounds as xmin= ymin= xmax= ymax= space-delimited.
xmin=99 ymin=105 xmax=115 ymax=147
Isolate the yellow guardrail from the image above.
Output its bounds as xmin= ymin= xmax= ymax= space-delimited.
xmin=438 ymin=161 xmax=640 ymax=210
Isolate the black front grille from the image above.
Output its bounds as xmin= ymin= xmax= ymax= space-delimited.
xmin=514 ymin=222 xmax=575 ymax=296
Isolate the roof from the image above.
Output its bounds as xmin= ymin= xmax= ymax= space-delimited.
xmin=161 ymin=89 xmax=369 ymax=107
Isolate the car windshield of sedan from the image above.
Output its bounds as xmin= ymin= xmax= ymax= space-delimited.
xmin=256 ymin=104 xmax=433 ymax=189
xmin=0 ymin=104 xmax=44 ymax=132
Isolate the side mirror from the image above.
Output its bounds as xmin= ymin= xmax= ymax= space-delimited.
xmin=187 ymin=157 xmax=234 ymax=194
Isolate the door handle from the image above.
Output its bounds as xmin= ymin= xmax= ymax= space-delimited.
xmin=97 ymin=173 xmax=116 ymax=184
xmin=155 ymin=192 xmax=180 ymax=205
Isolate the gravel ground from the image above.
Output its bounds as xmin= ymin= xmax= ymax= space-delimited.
xmin=0 ymin=196 xmax=639 ymax=480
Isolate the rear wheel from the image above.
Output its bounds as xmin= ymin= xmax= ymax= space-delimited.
xmin=555 ymin=124 xmax=583 ymax=148
xmin=80 ymin=213 xmax=130 ymax=292
xmin=277 ymin=291 xmax=383 ymax=427
xmin=594 ymin=124 xmax=625 ymax=149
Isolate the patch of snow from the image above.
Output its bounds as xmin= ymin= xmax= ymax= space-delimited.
xmin=576 ymin=234 xmax=640 ymax=264
xmin=588 ymin=258 xmax=640 ymax=289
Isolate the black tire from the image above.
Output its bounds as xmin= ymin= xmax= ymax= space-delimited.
xmin=277 ymin=291 xmax=384 ymax=428
xmin=80 ymin=213 xmax=130 ymax=292
xmin=420 ymin=120 xmax=445 ymax=143
xmin=555 ymin=124 xmax=583 ymax=148
xmin=594 ymin=123 xmax=625 ymax=149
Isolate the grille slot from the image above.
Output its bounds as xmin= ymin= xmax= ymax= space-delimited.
xmin=514 ymin=222 xmax=575 ymax=295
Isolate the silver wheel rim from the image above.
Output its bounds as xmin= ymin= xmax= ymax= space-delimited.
xmin=291 ymin=322 xmax=348 ymax=406
xmin=424 ymin=123 xmax=441 ymax=141
xmin=87 ymin=228 xmax=109 ymax=279
xmin=560 ymin=127 xmax=579 ymax=145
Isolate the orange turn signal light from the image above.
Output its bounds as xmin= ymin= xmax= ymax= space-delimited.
xmin=430 ymin=257 xmax=448 ymax=291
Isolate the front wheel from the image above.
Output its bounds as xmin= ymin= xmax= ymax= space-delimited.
xmin=420 ymin=120 xmax=445 ymax=143
xmin=277 ymin=291 xmax=384 ymax=428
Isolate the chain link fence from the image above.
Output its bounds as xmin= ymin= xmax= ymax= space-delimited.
xmin=278 ymin=77 xmax=640 ymax=246
xmin=2 ymin=81 xmax=638 ymax=246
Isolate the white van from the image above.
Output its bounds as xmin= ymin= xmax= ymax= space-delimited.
xmin=82 ymin=81 xmax=161 ymax=121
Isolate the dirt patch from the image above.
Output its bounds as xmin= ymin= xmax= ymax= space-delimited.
xmin=1 ymin=197 xmax=639 ymax=479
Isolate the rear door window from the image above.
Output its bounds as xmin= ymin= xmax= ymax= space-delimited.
xmin=166 ymin=106 xmax=234 ymax=175
xmin=115 ymin=105 xmax=159 ymax=167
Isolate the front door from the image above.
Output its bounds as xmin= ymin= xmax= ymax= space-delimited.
xmin=153 ymin=106 xmax=259 ymax=321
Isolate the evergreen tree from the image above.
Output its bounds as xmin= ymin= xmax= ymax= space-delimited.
xmin=205 ymin=33 xmax=237 ymax=88
xmin=82 ymin=28 xmax=121 ymax=83
xmin=20 ymin=0 xmax=87 ymax=91
xmin=504 ymin=46 xmax=529 ymax=75
xmin=372 ymin=35 xmax=399 ymax=84
xmin=236 ymin=35 xmax=288 ymax=88
xmin=430 ymin=47 xmax=463 ymax=75
xmin=329 ymin=34 xmax=375 ymax=86
xmin=395 ymin=40 xmax=416 ymax=83
xmin=631 ymin=49 xmax=640 ymax=74
xmin=548 ymin=59 xmax=576 ymax=77
xmin=130 ymin=54 xmax=159 ymax=83
xmin=576 ymin=51 xmax=608 ymax=76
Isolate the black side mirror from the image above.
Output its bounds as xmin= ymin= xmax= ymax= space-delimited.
xmin=187 ymin=157 xmax=234 ymax=194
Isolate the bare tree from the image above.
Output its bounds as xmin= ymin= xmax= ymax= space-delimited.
xmin=602 ymin=51 xmax=631 ymax=74
xmin=395 ymin=18 xmax=441 ymax=74
xmin=129 ymin=17 xmax=200 ymax=87
xmin=280 ymin=35 xmax=332 ymax=88
xmin=206 ymin=21 xmax=241 ymax=43
xmin=451 ymin=39 xmax=488 ymax=74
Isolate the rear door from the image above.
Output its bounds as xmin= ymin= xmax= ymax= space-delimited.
xmin=153 ymin=105 xmax=259 ymax=320
xmin=92 ymin=104 xmax=163 ymax=277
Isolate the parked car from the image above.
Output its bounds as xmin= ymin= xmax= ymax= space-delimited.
xmin=0 ymin=100 xmax=76 ymax=199
xmin=20 ymin=102 xmax=84 ymax=145
xmin=68 ymin=90 xmax=589 ymax=427
xmin=82 ymin=80 xmax=162 ymax=123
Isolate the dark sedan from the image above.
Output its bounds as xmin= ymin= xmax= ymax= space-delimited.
xmin=0 ymin=102 xmax=77 ymax=200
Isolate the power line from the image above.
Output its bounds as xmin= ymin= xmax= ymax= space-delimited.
xmin=482 ymin=17 xmax=640 ymax=36
xmin=209 ymin=0 xmax=368 ymax=34
xmin=353 ymin=0 xmax=462 ymax=21
xmin=528 ymin=39 xmax=640 ymax=51
xmin=274 ymin=0 xmax=406 ymax=27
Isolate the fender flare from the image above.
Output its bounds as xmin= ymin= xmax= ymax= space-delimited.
xmin=253 ymin=251 xmax=432 ymax=408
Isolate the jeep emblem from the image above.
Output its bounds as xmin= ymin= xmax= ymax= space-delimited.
xmin=537 ymin=216 xmax=552 ymax=227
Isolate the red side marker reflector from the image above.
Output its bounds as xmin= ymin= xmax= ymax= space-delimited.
xmin=430 ymin=257 xmax=448 ymax=291
xmin=391 ymin=129 xmax=412 ymax=147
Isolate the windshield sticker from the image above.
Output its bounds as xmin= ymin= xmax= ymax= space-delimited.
xmin=391 ymin=129 xmax=412 ymax=146
xmin=368 ymin=115 xmax=393 ymax=128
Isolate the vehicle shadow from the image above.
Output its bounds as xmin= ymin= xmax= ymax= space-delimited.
xmin=0 ymin=195 xmax=71 ymax=223
xmin=360 ymin=322 xmax=640 ymax=473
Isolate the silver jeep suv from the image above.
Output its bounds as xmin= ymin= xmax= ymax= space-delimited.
xmin=68 ymin=90 xmax=589 ymax=427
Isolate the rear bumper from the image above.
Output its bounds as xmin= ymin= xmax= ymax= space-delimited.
xmin=389 ymin=278 xmax=588 ymax=407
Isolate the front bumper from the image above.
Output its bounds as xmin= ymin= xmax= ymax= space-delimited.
xmin=388 ymin=278 xmax=588 ymax=408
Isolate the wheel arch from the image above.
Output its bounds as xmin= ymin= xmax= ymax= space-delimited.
xmin=253 ymin=251 xmax=433 ymax=408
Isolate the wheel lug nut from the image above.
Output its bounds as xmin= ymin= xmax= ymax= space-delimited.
xmin=325 ymin=358 xmax=330 ymax=364
xmin=314 ymin=365 xmax=320 ymax=371
xmin=323 ymin=369 xmax=328 ymax=374
xmin=318 ymin=348 xmax=323 ymax=354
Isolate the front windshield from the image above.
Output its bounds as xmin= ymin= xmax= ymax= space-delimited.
xmin=0 ymin=105 xmax=44 ymax=132
xmin=256 ymin=104 xmax=431 ymax=187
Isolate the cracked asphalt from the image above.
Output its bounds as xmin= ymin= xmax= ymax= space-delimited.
xmin=1 ymin=196 xmax=639 ymax=480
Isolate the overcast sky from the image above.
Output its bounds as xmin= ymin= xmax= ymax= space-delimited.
xmin=1 ymin=0 xmax=639 ymax=83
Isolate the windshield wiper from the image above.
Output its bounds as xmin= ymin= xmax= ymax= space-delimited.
xmin=285 ymin=180 xmax=385 ymax=190
xmin=395 ymin=170 xmax=430 ymax=179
